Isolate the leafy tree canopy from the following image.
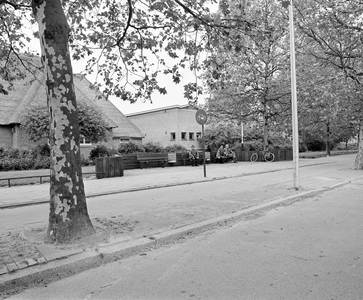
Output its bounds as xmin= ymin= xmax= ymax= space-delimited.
xmin=0 ymin=0 xmax=246 ymax=103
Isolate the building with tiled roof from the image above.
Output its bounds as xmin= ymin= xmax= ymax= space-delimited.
xmin=0 ymin=62 xmax=143 ymax=156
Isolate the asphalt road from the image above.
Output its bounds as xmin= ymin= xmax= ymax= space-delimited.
xmin=7 ymin=178 xmax=363 ymax=300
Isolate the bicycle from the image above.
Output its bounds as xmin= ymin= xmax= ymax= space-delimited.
xmin=250 ymin=151 xmax=275 ymax=162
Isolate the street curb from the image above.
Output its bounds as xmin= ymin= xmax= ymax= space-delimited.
xmin=0 ymin=161 xmax=332 ymax=210
xmin=0 ymin=178 xmax=353 ymax=296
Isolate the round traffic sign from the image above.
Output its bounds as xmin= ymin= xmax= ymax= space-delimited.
xmin=195 ymin=109 xmax=208 ymax=125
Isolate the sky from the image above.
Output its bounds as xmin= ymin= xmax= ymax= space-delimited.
xmin=71 ymin=60 xmax=205 ymax=116
xmin=67 ymin=55 xmax=206 ymax=115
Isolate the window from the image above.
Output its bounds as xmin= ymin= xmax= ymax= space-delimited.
xmin=80 ymin=135 xmax=91 ymax=145
xmin=181 ymin=132 xmax=187 ymax=140
xmin=170 ymin=132 xmax=176 ymax=141
xmin=189 ymin=132 xmax=195 ymax=140
xmin=196 ymin=132 xmax=201 ymax=140
xmin=120 ymin=138 xmax=130 ymax=144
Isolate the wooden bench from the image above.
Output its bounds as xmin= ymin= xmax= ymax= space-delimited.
xmin=136 ymin=153 xmax=168 ymax=169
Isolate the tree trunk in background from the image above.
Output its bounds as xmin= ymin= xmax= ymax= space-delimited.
xmin=32 ymin=0 xmax=95 ymax=242
xmin=301 ymin=128 xmax=308 ymax=151
xmin=263 ymin=110 xmax=268 ymax=152
xmin=326 ymin=120 xmax=331 ymax=156
xmin=354 ymin=120 xmax=363 ymax=170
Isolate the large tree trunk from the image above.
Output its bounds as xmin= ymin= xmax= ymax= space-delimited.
xmin=33 ymin=0 xmax=95 ymax=242
xmin=354 ymin=119 xmax=363 ymax=170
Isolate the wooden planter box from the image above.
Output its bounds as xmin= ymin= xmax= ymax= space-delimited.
xmin=95 ymin=156 xmax=124 ymax=179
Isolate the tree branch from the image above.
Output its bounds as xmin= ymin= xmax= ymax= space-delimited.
xmin=116 ymin=0 xmax=133 ymax=47
xmin=0 ymin=0 xmax=30 ymax=9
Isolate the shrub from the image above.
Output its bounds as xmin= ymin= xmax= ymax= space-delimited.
xmin=19 ymin=156 xmax=34 ymax=170
xmin=242 ymin=140 xmax=264 ymax=151
xmin=336 ymin=142 xmax=358 ymax=151
xmin=307 ymin=140 xmax=326 ymax=151
xmin=164 ymin=144 xmax=188 ymax=153
xmin=273 ymin=142 xmax=293 ymax=151
xmin=118 ymin=141 xmax=145 ymax=154
xmin=107 ymin=147 xmax=119 ymax=156
xmin=0 ymin=156 xmax=33 ymax=171
xmin=33 ymin=156 xmax=51 ymax=169
xmin=5 ymin=148 xmax=21 ymax=158
xmin=81 ymin=155 xmax=93 ymax=166
xmin=89 ymin=145 xmax=111 ymax=160
xmin=0 ymin=158 xmax=14 ymax=171
xmin=143 ymin=142 xmax=165 ymax=153
xmin=31 ymin=144 xmax=51 ymax=157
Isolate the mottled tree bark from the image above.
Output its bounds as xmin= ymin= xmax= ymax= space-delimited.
xmin=354 ymin=120 xmax=363 ymax=170
xmin=32 ymin=0 xmax=95 ymax=242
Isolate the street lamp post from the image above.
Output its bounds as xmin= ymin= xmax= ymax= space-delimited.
xmin=283 ymin=0 xmax=299 ymax=190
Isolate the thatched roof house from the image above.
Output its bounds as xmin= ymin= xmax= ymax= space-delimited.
xmin=0 ymin=70 xmax=143 ymax=154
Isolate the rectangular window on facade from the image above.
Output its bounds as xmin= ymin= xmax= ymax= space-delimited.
xmin=170 ymin=132 xmax=176 ymax=141
xmin=120 ymin=138 xmax=130 ymax=143
xmin=80 ymin=135 xmax=91 ymax=145
xmin=181 ymin=132 xmax=187 ymax=140
xmin=189 ymin=132 xmax=195 ymax=140
xmin=196 ymin=132 xmax=201 ymax=140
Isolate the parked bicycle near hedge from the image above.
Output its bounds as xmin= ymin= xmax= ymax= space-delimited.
xmin=250 ymin=149 xmax=275 ymax=162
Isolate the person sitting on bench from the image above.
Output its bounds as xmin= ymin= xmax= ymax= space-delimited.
xmin=189 ymin=145 xmax=199 ymax=166
xmin=224 ymin=144 xmax=237 ymax=163
xmin=216 ymin=144 xmax=226 ymax=164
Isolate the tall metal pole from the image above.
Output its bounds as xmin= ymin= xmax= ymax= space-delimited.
xmin=288 ymin=0 xmax=299 ymax=190
xmin=202 ymin=124 xmax=206 ymax=177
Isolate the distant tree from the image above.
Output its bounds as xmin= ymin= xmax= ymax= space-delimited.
xmin=203 ymin=0 xmax=291 ymax=152
xmin=296 ymin=0 xmax=363 ymax=168
xmin=21 ymin=101 xmax=109 ymax=144
xmin=204 ymin=123 xmax=242 ymax=148
xmin=296 ymin=55 xmax=357 ymax=155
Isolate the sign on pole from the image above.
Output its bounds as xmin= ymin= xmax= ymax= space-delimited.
xmin=195 ymin=109 xmax=208 ymax=177
xmin=195 ymin=109 xmax=208 ymax=125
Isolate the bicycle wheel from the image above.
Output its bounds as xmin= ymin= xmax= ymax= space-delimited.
xmin=264 ymin=152 xmax=275 ymax=162
xmin=250 ymin=153 xmax=258 ymax=162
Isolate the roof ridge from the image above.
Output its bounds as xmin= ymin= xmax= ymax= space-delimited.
xmin=126 ymin=104 xmax=195 ymax=117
